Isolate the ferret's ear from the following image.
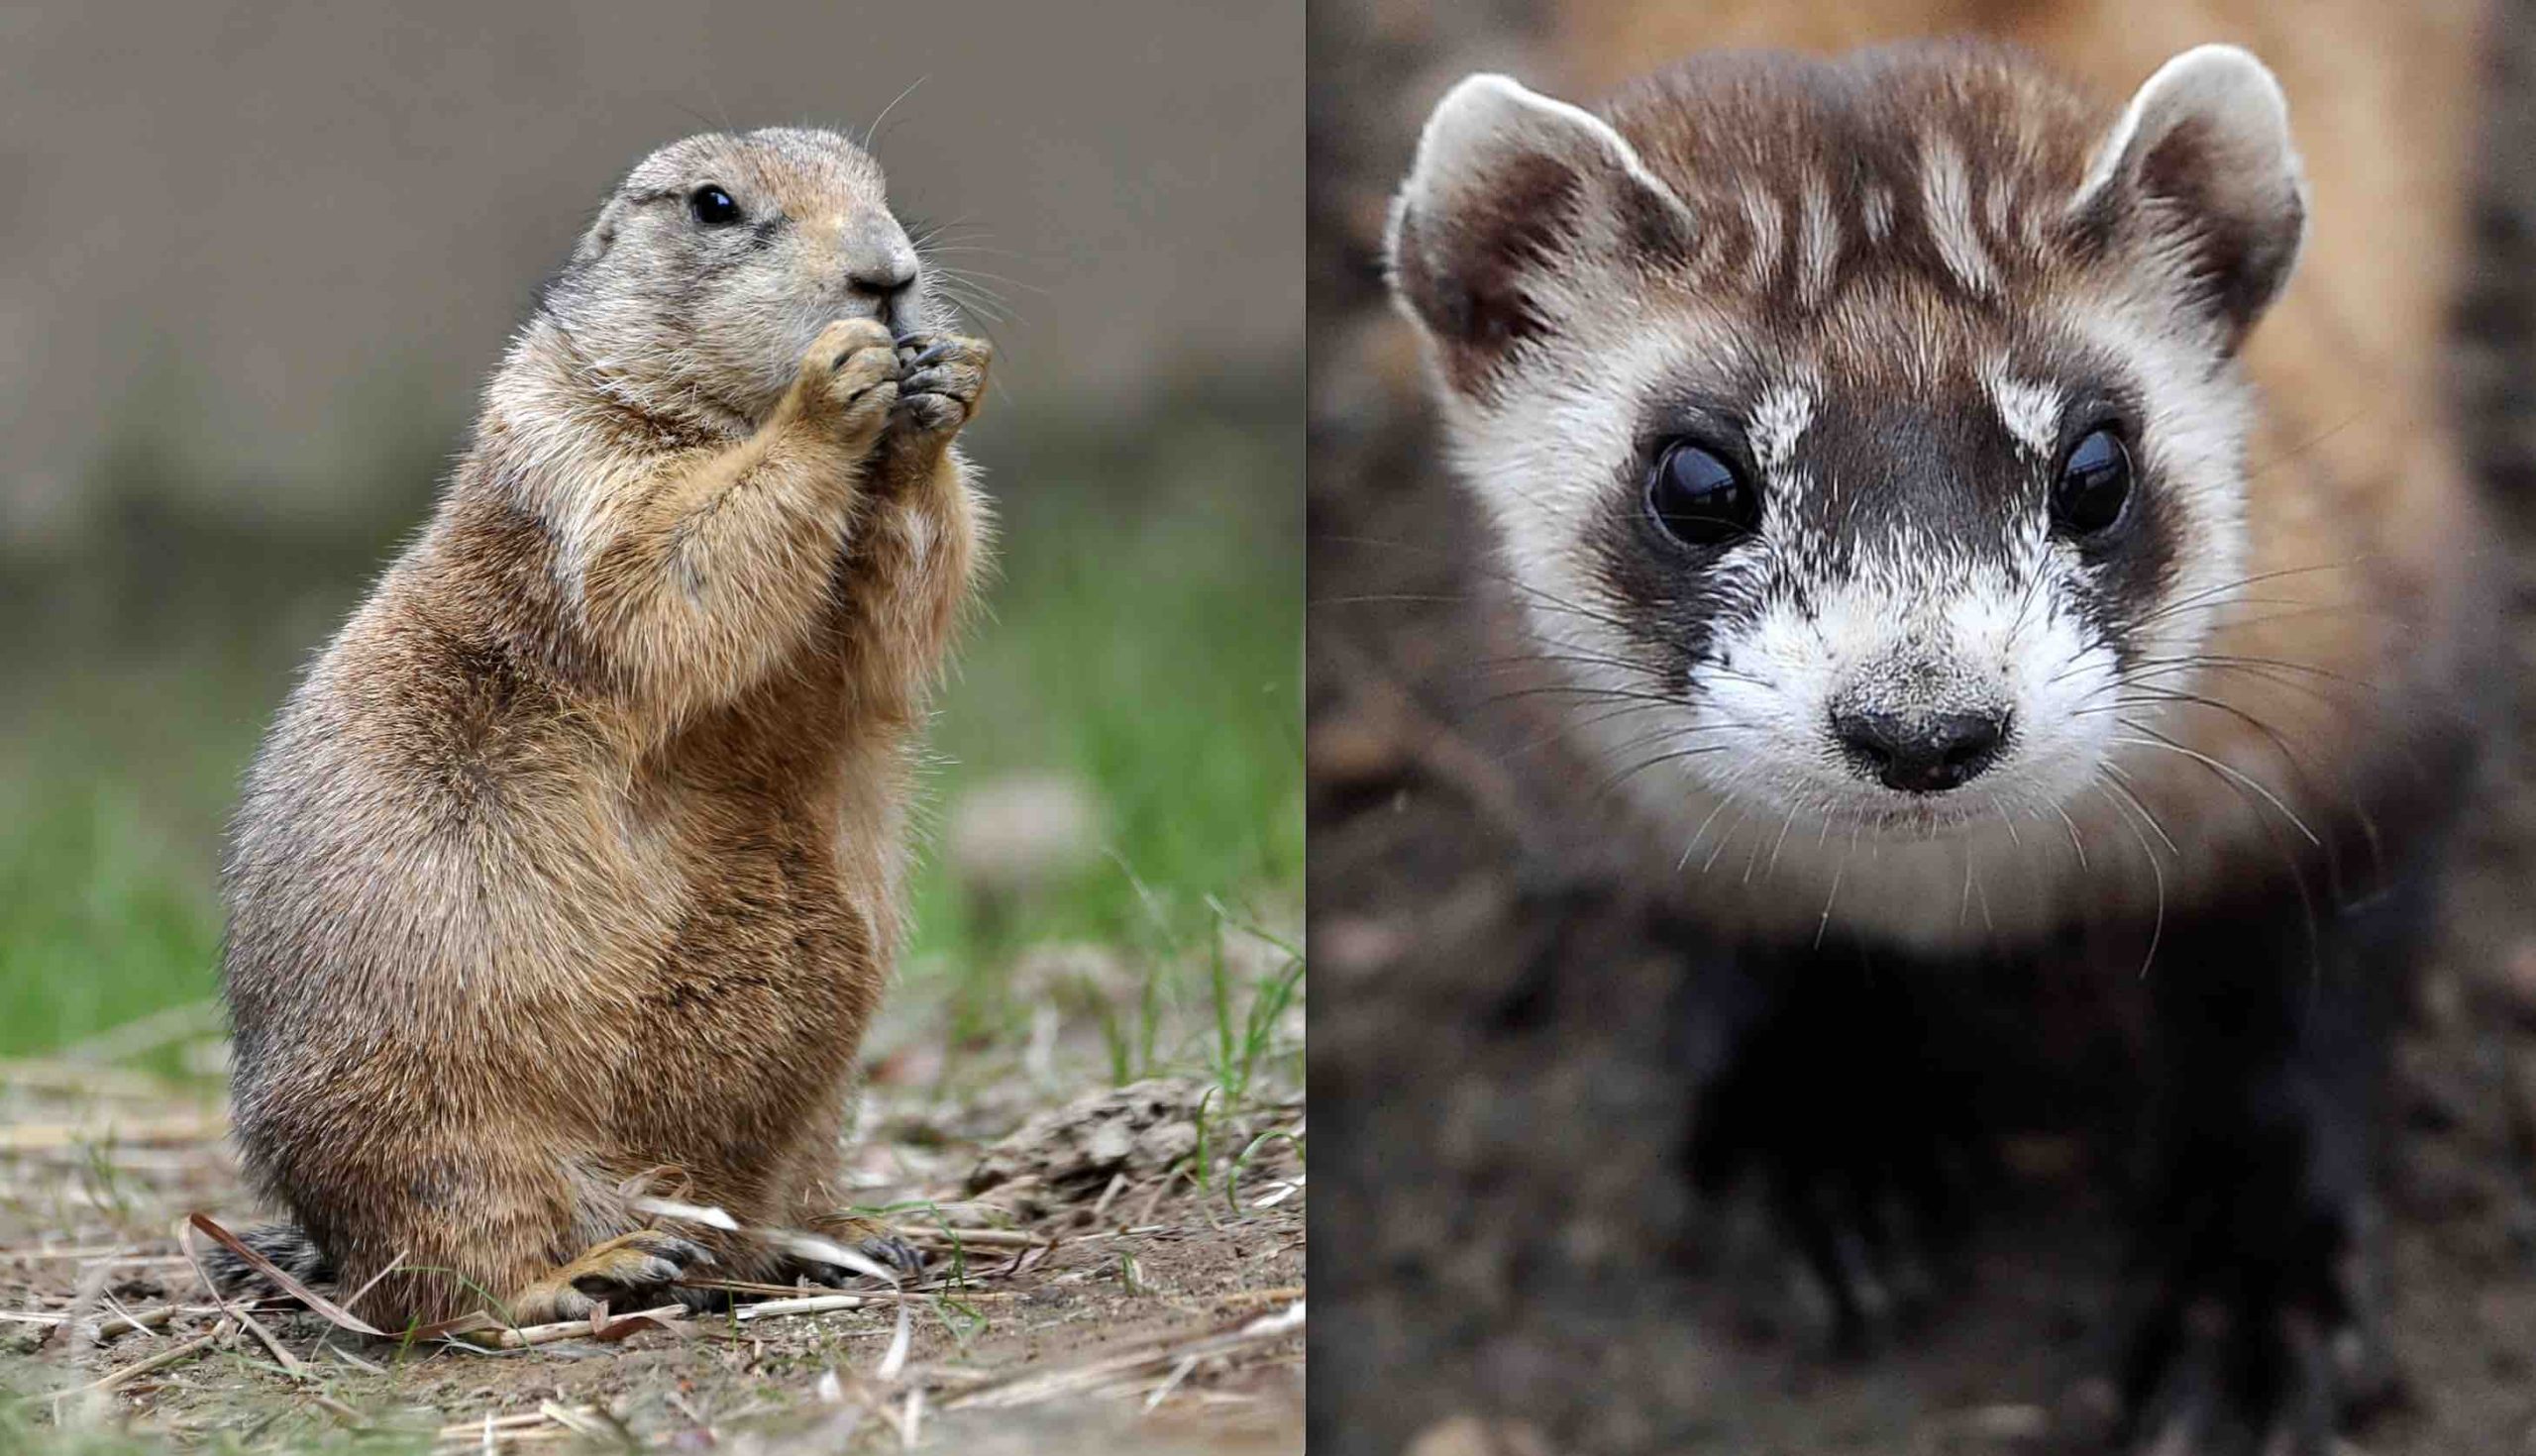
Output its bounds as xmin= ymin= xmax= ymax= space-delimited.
xmin=1387 ymin=74 xmax=1692 ymax=384
xmin=2071 ymin=45 xmax=2306 ymax=346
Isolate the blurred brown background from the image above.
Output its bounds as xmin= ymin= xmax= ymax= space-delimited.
xmin=1310 ymin=1 xmax=2536 ymax=1451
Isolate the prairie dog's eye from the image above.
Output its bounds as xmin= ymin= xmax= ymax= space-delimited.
xmin=2052 ymin=426 xmax=2133 ymax=536
xmin=1646 ymin=442 xmax=1759 ymax=547
xmin=688 ymin=185 xmax=742 ymax=227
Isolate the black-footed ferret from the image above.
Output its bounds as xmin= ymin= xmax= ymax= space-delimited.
xmin=1386 ymin=40 xmax=2487 ymax=1449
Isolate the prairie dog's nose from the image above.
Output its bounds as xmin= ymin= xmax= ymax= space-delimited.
xmin=843 ymin=218 xmax=919 ymax=299
xmin=849 ymin=248 xmax=917 ymax=298
xmin=1832 ymin=708 xmax=2007 ymax=794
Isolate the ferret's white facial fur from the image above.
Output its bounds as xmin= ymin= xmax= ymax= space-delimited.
xmin=1445 ymin=304 xmax=2245 ymax=834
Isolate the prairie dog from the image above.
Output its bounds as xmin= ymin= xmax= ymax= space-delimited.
xmin=213 ymin=128 xmax=990 ymax=1327
xmin=1388 ymin=38 xmax=2485 ymax=1448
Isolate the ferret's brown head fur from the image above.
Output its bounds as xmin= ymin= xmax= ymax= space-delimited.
xmin=540 ymin=128 xmax=933 ymax=427
xmin=1387 ymin=43 xmax=2316 ymax=938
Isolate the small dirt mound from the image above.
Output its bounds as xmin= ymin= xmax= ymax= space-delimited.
xmin=968 ymin=1077 xmax=1208 ymax=1200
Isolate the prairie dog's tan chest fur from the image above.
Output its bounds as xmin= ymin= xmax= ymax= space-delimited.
xmin=218 ymin=129 xmax=993 ymax=1326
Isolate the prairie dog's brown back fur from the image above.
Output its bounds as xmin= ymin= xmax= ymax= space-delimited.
xmin=218 ymin=129 xmax=992 ymax=1327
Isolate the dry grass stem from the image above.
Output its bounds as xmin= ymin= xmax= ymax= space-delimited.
xmin=942 ymin=1300 xmax=1304 ymax=1411
xmin=54 ymin=1320 xmax=232 ymax=1401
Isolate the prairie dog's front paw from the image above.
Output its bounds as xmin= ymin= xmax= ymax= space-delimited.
xmin=888 ymin=333 xmax=993 ymax=450
xmin=796 ymin=319 xmax=899 ymax=447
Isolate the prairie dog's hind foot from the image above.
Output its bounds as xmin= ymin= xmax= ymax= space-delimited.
xmin=508 ymin=1228 xmax=714 ymax=1324
xmin=797 ymin=318 xmax=899 ymax=447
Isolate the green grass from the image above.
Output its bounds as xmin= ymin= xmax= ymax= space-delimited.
xmin=0 ymin=778 xmax=224 ymax=1059
xmin=0 ymin=378 xmax=1301 ymax=1064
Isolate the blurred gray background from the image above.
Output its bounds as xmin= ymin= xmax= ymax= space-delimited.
xmin=0 ymin=0 xmax=1299 ymax=541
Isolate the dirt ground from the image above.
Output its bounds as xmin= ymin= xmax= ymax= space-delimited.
xmin=0 ymin=978 xmax=1304 ymax=1453
xmin=1308 ymin=4 xmax=2536 ymax=1453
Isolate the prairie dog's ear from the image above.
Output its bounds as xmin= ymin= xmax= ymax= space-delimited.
xmin=2071 ymin=45 xmax=2306 ymax=345
xmin=1386 ymin=74 xmax=1693 ymax=383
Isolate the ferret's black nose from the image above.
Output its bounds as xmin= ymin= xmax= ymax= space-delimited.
xmin=1833 ymin=709 xmax=2007 ymax=794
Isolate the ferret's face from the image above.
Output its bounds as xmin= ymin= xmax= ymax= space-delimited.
xmin=549 ymin=128 xmax=930 ymax=419
xmin=1516 ymin=297 xmax=2256 ymax=839
xmin=1389 ymin=46 xmax=2305 ymax=841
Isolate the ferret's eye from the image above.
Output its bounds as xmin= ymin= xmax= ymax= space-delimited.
xmin=688 ymin=185 xmax=742 ymax=227
xmin=2052 ymin=427 xmax=2133 ymax=536
xmin=1646 ymin=443 xmax=1759 ymax=547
